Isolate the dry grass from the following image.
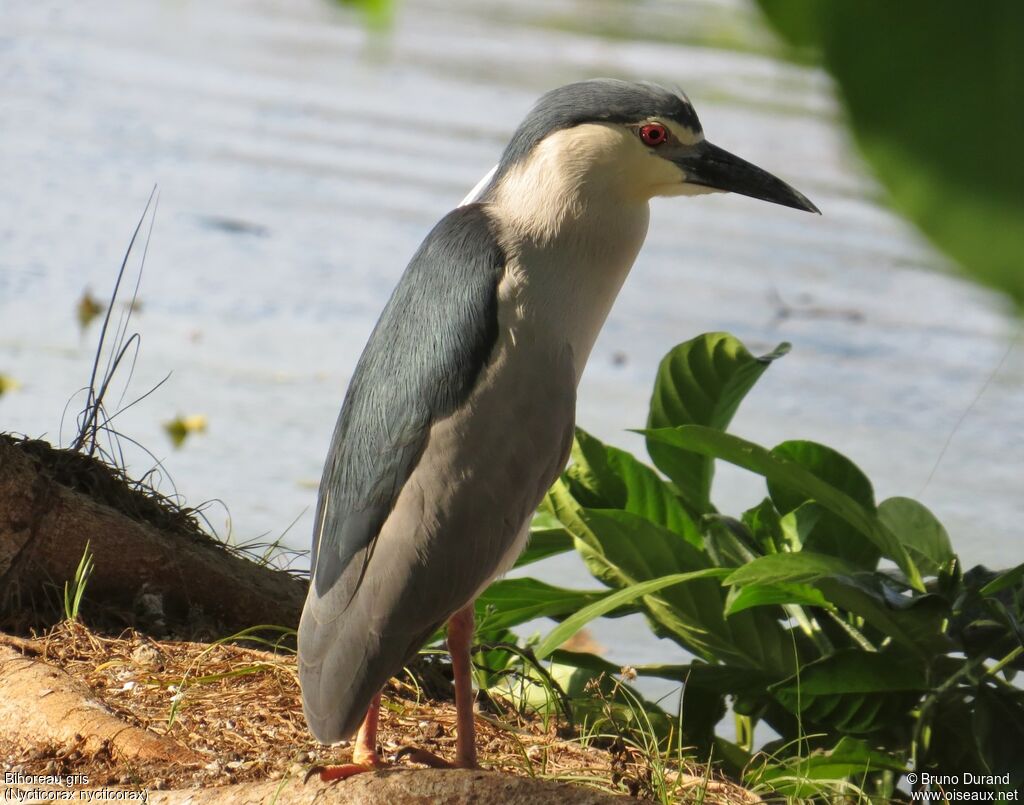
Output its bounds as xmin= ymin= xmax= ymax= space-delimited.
xmin=0 ymin=622 xmax=758 ymax=803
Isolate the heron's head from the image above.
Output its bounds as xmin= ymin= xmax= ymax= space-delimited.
xmin=486 ymin=79 xmax=818 ymax=214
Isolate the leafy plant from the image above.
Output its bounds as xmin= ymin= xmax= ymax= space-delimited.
xmin=482 ymin=332 xmax=1023 ymax=798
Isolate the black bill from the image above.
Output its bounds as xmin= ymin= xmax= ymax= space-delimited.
xmin=673 ymin=141 xmax=820 ymax=214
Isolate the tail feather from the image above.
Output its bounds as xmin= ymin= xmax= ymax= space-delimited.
xmin=298 ymin=591 xmax=439 ymax=743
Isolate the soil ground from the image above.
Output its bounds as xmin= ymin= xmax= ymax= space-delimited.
xmin=0 ymin=622 xmax=757 ymax=803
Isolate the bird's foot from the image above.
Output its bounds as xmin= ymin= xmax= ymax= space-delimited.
xmin=396 ymin=746 xmax=478 ymax=769
xmin=304 ymin=749 xmax=387 ymax=783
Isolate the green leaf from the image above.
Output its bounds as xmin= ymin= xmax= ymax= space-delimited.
xmin=981 ymin=561 xmax=1024 ymax=597
xmin=769 ymin=650 xmax=927 ymax=734
xmin=756 ymin=1 xmax=1024 ymax=305
xmin=700 ymin=515 xmax=759 ymax=568
xmin=749 ymin=737 xmax=906 ymax=795
xmin=878 ymin=497 xmax=955 ymax=577
xmin=571 ymin=508 xmax=739 ymax=663
xmin=559 ymin=503 xmax=793 ymax=672
xmin=725 ymin=582 xmax=832 ymax=615
xmin=646 ymin=332 xmax=789 ymax=512
xmin=514 ymin=527 xmax=573 ymax=568
xmin=475 ymin=578 xmax=619 ymax=633
xmin=725 ymin=551 xmax=864 ymax=588
xmin=768 ymin=441 xmax=879 ymax=569
xmin=725 ymin=552 xmax=949 ymax=656
xmin=644 ymin=426 xmax=924 ymax=590
xmin=778 ymin=501 xmax=823 ymax=552
xmin=816 ymin=576 xmax=950 ymax=657
xmin=533 ymin=568 xmax=727 ymax=660
xmin=742 ymin=498 xmax=787 ymax=553
xmin=567 ymin=428 xmax=701 ymax=548
xmin=632 ymin=661 xmax=782 ymax=696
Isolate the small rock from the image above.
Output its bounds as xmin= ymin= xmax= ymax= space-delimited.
xmin=131 ymin=644 xmax=162 ymax=667
xmin=419 ymin=722 xmax=444 ymax=740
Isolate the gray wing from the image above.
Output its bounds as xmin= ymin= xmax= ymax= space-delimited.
xmin=308 ymin=203 xmax=504 ymax=600
xmin=299 ymin=203 xmax=543 ymax=743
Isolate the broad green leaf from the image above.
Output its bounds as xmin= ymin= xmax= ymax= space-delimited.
xmin=567 ymin=427 xmax=701 ymax=548
xmin=757 ymin=1 xmax=1024 ymax=306
xmin=530 ymin=510 xmax=562 ymax=530
xmin=769 ymin=441 xmax=879 ymax=569
xmin=725 ymin=552 xmax=949 ymax=656
xmin=475 ymin=578 xmax=618 ymax=633
xmin=749 ymin=737 xmax=906 ymax=795
xmin=572 ymin=508 xmax=740 ymax=664
xmin=534 ymin=568 xmax=727 ymax=659
xmin=742 ymin=498 xmax=786 ymax=554
xmin=563 ymin=503 xmax=793 ymax=672
xmin=632 ymin=661 xmax=782 ymax=696
xmin=769 ymin=650 xmax=927 ymax=734
xmin=725 ymin=551 xmax=865 ymax=588
xmin=878 ymin=497 xmax=955 ymax=577
xmin=816 ymin=577 xmax=950 ymax=658
xmin=646 ymin=332 xmax=789 ymax=512
xmin=644 ymin=426 xmax=923 ymax=590
xmin=778 ymin=501 xmax=823 ymax=552
xmin=701 ymin=515 xmax=759 ymax=568
xmin=725 ymin=582 xmax=832 ymax=616
xmin=514 ymin=527 xmax=573 ymax=568
xmin=981 ymin=561 xmax=1024 ymax=597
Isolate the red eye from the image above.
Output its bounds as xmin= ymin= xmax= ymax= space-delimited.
xmin=639 ymin=123 xmax=668 ymax=146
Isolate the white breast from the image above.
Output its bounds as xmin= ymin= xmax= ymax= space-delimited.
xmin=486 ymin=123 xmax=653 ymax=382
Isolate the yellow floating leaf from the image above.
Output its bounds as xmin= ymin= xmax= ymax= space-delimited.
xmin=77 ymin=288 xmax=106 ymax=331
xmin=164 ymin=414 xmax=208 ymax=448
xmin=0 ymin=374 xmax=21 ymax=396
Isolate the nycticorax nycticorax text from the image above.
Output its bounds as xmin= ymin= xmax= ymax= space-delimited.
xmin=298 ymin=78 xmax=818 ymax=779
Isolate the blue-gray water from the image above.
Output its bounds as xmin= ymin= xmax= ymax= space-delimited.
xmin=2 ymin=0 xmax=1022 ymax=702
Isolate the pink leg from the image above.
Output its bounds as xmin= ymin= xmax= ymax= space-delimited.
xmin=306 ymin=692 xmax=386 ymax=783
xmin=448 ymin=604 xmax=478 ymax=768
xmin=397 ymin=602 xmax=480 ymax=769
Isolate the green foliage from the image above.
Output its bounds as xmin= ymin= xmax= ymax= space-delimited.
xmin=63 ymin=541 xmax=95 ymax=621
xmin=755 ymin=0 xmax=1024 ymax=306
xmin=487 ymin=333 xmax=1023 ymax=797
xmin=646 ymin=331 xmax=788 ymax=513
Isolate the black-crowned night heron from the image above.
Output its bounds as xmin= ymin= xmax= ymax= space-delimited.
xmin=298 ymin=78 xmax=818 ymax=780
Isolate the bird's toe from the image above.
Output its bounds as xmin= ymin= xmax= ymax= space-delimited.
xmin=396 ymin=746 xmax=480 ymax=770
xmin=305 ymin=751 xmax=387 ymax=784
xmin=396 ymin=746 xmax=454 ymax=768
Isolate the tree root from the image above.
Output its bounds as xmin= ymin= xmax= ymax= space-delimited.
xmin=0 ymin=645 xmax=198 ymax=765
xmin=0 ymin=435 xmax=305 ymax=635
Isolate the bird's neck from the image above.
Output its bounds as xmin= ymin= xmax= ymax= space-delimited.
xmin=487 ymin=139 xmax=651 ymax=383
